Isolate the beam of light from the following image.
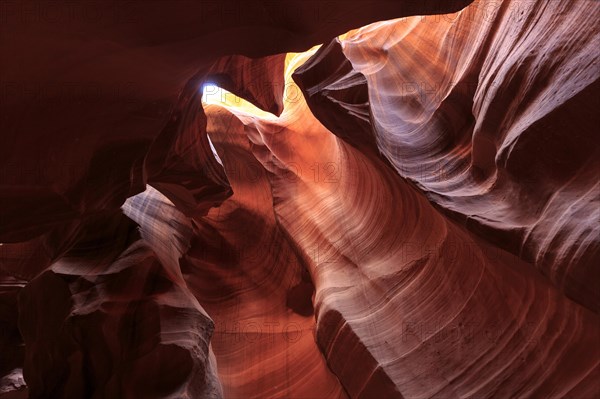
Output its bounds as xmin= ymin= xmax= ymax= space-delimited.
xmin=200 ymin=44 xmax=323 ymax=123
xmin=201 ymin=82 xmax=278 ymax=121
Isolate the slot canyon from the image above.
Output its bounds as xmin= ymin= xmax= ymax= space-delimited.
xmin=1 ymin=1 xmax=599 ymax=398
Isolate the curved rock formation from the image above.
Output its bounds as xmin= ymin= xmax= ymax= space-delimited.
xmin=202 ymin=43 xmax=599 ymax=398
xmin=337 ymin=0 xmax=600 ymax=311
xmin=0 ymin=0 xmax=472 ymax=242
xmin=1 ymin=1 xmax=599 ymax=398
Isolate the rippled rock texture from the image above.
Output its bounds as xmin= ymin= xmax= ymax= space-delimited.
xmin=1 ymin=1 xmax=599 ymax=398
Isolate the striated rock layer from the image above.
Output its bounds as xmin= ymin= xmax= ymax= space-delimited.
xmin=1 ymin=2 xmax=474 ymax=397
xmin=337 ymin=0 xmax=600 ymax=312
xmin=201 ymin=41 xmax=599 ymax=397
xmin=2 ymin=0 xmax=600 ymax=398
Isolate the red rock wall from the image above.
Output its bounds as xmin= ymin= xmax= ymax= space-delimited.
xmin=339 ymin=0 xmax=600 ymax=311
xmin=1 ymin=1 xmax=599 ymax=398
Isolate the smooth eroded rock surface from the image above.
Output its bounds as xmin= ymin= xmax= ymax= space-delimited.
xmin=1 ymin=1 xmax=599 ymax=398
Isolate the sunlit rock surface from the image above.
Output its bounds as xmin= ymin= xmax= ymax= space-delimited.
xmin=1 ymin=1 xmax=599 ymax=398
xmin=338 ymin=0 xmax=600 ymax=312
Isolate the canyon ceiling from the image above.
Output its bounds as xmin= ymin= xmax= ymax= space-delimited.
xmin=1 ymin=1 xmax=599 ymax=398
